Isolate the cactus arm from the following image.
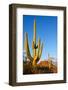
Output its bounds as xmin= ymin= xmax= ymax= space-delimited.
xmin=39 ymin=43 xmax=43 ymax=59
xmin=25 ymin=32 xmax=33 ymax=62
xmin=37 ymin=38 xmax=40 ymax=57
xmin=32 ymin=41 xmax=35 ymax=58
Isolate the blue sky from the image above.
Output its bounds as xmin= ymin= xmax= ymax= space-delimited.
xmin=23 ymin=15 xmax=57 ymax=60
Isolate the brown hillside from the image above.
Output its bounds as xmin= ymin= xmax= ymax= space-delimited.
xmin=23 ymin=60 xmax=57 ymax=74
xmin=38 ymin=61 xmax=49 ymax=67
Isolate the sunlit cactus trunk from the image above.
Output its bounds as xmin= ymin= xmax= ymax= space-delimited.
xmin=33 ymin=19 xmax=36 ymax=57
xmin=24 ymin=19 xmax=43 ymax=67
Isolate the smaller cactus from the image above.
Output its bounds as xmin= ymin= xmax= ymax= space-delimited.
xmin=48 ymin=54 xmax=52 ymax=69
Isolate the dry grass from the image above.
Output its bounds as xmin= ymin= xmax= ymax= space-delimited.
xmin=23 ymin=61 xmax=57 ymax=75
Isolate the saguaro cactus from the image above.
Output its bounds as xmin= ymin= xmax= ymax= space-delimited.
xmin=24 ymin=19 xmax=43 ymax=67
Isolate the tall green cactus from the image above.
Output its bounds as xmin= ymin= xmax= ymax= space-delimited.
xmin=24 ymin=19 xmax=43 ymax=66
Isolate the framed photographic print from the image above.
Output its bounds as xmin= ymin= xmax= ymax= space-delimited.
xmin=9 ymin=4 xmax=66 ymax=86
